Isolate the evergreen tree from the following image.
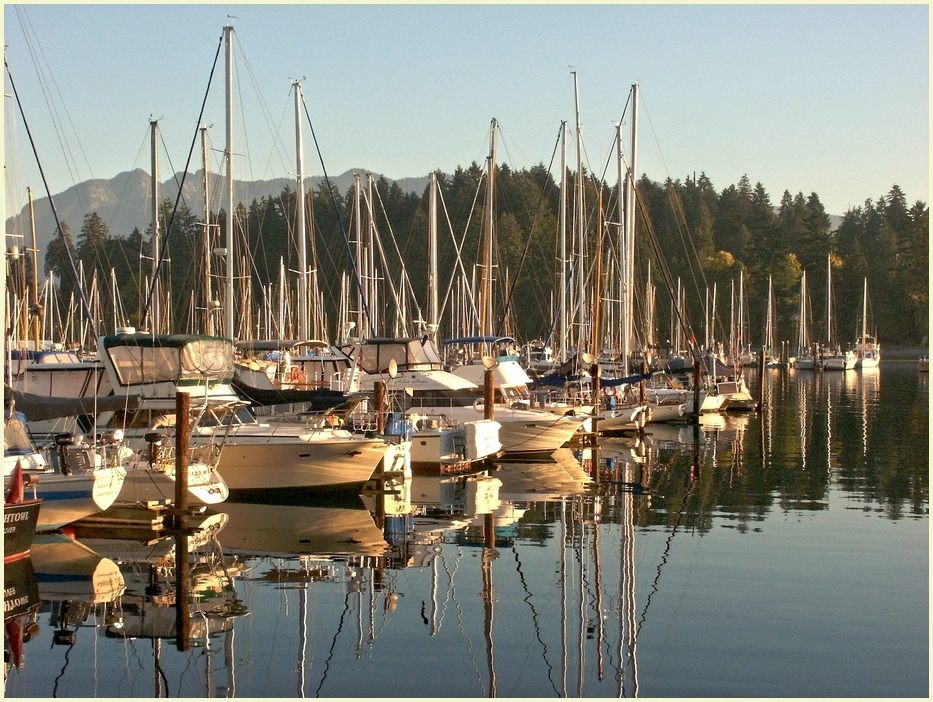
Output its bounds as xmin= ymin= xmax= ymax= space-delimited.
xmin=44 ymin=221 xmax=78 ymax=306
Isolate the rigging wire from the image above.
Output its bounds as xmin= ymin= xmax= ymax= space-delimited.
xmin=13 ymin=6 xmax=95 ymax=189
xmin=140 ymin=30 xmax=224 ymax=332
xmin=4 ymin=57 xmax=98 ymax=340
xmin=302 ymin=97 xmax=376 ymax=338
xmin=498 ymin=122 xmax=565 ymax=338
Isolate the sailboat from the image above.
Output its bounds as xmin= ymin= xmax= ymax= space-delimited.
xmin=794 ymin=270 xmax=817 ymax=370
xmin=763 ymin=275 xmax=784 ymax=368
xmin=854 ymin=278 xmax=880 ymax=369
xmin=820 ymin=254 xmax=857 ymax=371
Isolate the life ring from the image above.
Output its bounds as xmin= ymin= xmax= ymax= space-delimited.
xmin=472 ymin=398 xmax=485 ymax=413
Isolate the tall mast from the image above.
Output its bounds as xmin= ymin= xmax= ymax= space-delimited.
xmin=645 ymin=259 xmax=654 ymax=354
xmin=826 ymin=253 xmax=832 ymax=346
xmin=480 ymin=118 xmax=497 ymax=338
xmin=427 ymin=171 xmax=439 ymax=335
xmin=294 ymin=80 xmax=309 ymax=340
xmin=150 ymin=118 xmax=162 ymax=333
xmin=200 ymin=126 xmax=214 ymax=336
xmin=729 ymin=279 xmax=735 ymax=357
xmin=590 ymin=186 xmax=603 ymax=355
xmin=367 ymin=174 xmax=378 ymax=336
xmin=353 ymin=173 xmax=363 ymax=339
xmin=27 ymin=187 xmax=41 ymax=350
xmin=572 ymin=73 xmax=585 ymax=355
xmin=799 ymin=270 xmax=808 ymax=352
xmin=558 ymin=121 xmax=568 ymax=364
xmin=738 ymin=268 xmax=745 ymax=352
xmin=623 ymin=82 xmax=639 ymax=375
xmin=711 ymin=282 xmax=717 ymax=351
xmin=223 ymin=24 xmax=236 ymax=341
xmin=766 ymin=274 xmax=774 ymax=353
xmin=861 ymin=276 xmax=867 ymax=342
xmin=616 ymin=120 xmax=627 ymax=368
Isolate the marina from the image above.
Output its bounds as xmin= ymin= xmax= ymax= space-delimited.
xmin=2 ymin=362 xmax=927 ymax=697
xmin=2 ymin=7 xmax=928 ymax=698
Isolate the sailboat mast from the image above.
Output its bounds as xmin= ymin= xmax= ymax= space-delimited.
xmin=861 ymin=276 xmax=868 ymax=341
xmin=367 ymin=174 xmax=378 ymax=336
xmin=738 ymin=268 xmax=745 ymax=353
xmin=572 ymin=73 xmax=585 ymax=355
xmin=481 ymin=118 xmax=497 ymax=338
xmin=294 ymin=80 xmax=309 ymax=340
xmin=428 ymin=171 xmax=439 ymax=336
xmin=150 ymin=118 xmax=162 ymax=334
xmin=353 ymin=174 xmax=364 ymax=339
xmin=826 ymin=253 xmax=832 ymax=346
xmin=798 ymin=270 xmax=808 ymax=352
xmin=590 ymin=186 xmax=604 ymax=355
xmin=558 ymin=121 xmax=568 ymax=364
xmin=616 ymin=120 xmax=628 ymax=371
xmin=223 ymin=24 xmax=236 ymax=341
xmin=27 ymin=187 xmax=41 ymax=350
xmin=766 ymin=274 xmax=774 ymax=353
xmin=623 ymin=82 xmax=639 ymax=375
xmin=199 ymin=126 xmax=214 ymax=336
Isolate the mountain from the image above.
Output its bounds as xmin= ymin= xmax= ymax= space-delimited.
xmin=4 ymin=169 xmax=431 ymax=259
xmin=7 ymin=169 xmax=841 ymax=261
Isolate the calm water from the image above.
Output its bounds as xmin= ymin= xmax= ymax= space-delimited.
xmin=4 ymin=362 xmax=928 ymax=697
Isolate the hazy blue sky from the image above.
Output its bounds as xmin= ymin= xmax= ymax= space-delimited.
xmin=3 ymin=3 xmax=929 ymax=217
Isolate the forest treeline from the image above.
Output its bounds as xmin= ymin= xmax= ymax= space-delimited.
xmin=40 ymin=164 xmax=928 ymax=348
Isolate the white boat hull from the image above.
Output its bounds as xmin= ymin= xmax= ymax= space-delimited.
xmin=408 ymin=418 xmax=501 ymax=473
xmin=496 ymin=412 xmax=586 ymax=454
xmin=204 ymin=430 xmax=388 ymax=492
xmin=596 ymin=403 xmax=649 ymax=433
xmin=795 ymin=356 xmax=817 ymax=370
xmin=822 ymin=353 xmax=857 ymax=371
xmin=647 ymin=388 xmax=724 ymax=414
xmin=118 ymin=460 xmax=229 ymax=505
xmin=4 ymin=468 xmax=126 ymax=532
xmin=856 ymin=355 xmax=880 ymax=369
xmin=645 ymin=402 xmax=686 ymax=423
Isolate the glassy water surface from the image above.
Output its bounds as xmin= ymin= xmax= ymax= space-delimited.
xmin=4 ymin=363 xmax=927 ymax=697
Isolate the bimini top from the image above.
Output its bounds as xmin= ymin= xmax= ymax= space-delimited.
xmin=351 ymin=337 xmax=444 ymax=373
xmin=99 ymin=333 xmax=234 ymax=386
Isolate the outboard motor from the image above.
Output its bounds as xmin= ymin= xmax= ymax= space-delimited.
xmin=53 ymin=433 xmax=76 ymax=475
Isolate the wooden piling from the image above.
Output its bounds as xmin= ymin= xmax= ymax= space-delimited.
xmin=174 ymin=391 xmax=190 ymax=518
xmin=174 ymin=390 xmax=190 ymax=652
xmin=484 ymin=368 xmax=495 ymax=421
xmin=374 ymin=380 xmax=387 ymax=434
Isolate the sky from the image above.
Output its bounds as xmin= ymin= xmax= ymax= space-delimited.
xmin=2 ymin=3 xmax=929 ymax=218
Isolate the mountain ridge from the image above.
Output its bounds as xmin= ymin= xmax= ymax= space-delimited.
xmin=5 ymin=168 xmax=431 ymax=259
xmin=5 ymin=169 xmax=843 ymax=260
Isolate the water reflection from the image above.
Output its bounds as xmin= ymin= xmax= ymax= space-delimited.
xmin=4 ymin=364 xmax=927 ymax=697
